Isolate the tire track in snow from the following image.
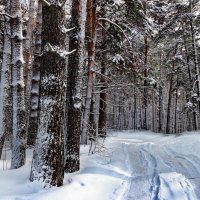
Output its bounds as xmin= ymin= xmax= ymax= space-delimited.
xmin=111 ymin=133 xmax=200 ymax=200
xmin=162 ymin=147 xmax=200 ymax=198
xmin=123 ymin=143 xmax=160 ymax=200
xmin=140 ymin=147 xmax=160 ymax=200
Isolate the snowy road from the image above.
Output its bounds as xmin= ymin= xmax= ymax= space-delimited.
xmin=110 ymin=131 xmax=200 ymax=200
xmin=1 ymin=131 xmax=200 ymax=200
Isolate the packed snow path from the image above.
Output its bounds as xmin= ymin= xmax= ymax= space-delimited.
xmin=110 ymin=131 xmax=200 ymax=200
xmin=1 ymin=131 xmax=200 ymax=200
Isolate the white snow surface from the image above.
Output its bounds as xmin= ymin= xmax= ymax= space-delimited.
xmin=1 ymin=130 xmax=200 ymax=200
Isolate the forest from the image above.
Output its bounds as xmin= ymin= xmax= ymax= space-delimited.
xmin=0 ymin=0 xmax=200 ymax=199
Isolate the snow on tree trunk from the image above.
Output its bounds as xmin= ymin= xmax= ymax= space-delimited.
xmin=10 ymin=0 xmax=27 ymax=169
xmin=0 ymin=0 xmax=7 ymax=71
xmin=81 ymin=0 xmax=97 ymax=144
xmin=24 ymin=0 xmax=38 ymax=88
xmin=30 ymin=3 xmax=66 ymax=187
xmin=65 ymin=0 xmax=87 ymax=173
xmin=0 ymin=0 xmax=12 ymax=159
xmin=27 ymin=0 xmax=42 ymax=146
xmin=24 ymin=0 xmax=38 ymax=145
xmin=182 ymin=24 xmax=197 ymax=131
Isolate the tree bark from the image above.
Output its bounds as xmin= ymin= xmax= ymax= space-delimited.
xmin=81 ymin=0 xmax=96 ymax=144
xmin=10 ymin=0 xmax=27 ymax=169
xmin=143 ymin=35 xmax=148 ymax=130
xmin=65 ymin=0 xmax=87 ymax=173
xmin=0 ymin=0 xmax=12 ymax=158
xmin=158 ymin=53 xmax=163 ymax=133
xmin=30 ymin=3 xmax=66 ymax=187
xmin=98 ymin=66 xmax=107 ymax=137
xmin=24 ymin=0 xmax=39 ymax=145
xmin=27 ymin=0 xmax=42 ymax=146
xmin=166 ymin=74 xmax=173 ymax=134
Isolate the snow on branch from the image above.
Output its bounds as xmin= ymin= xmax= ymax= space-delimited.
xmin=41 ymin=0 xmax=51 ymax=6
xmin=62 ymin=26 xmax=75 ymax=34
xmin=98 ymin=17 xmax=132 ymax=48
xmin=60 ymin=0 xmax=68 ymax=8
xmin=44 ymin=43 xmax=76 ymax=57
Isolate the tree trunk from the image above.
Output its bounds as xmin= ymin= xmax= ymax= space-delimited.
xmin=158 ymin=53 xmax=163 ymax=133
xmin=27 ymin=0 xmax=42 ymax=146
xmin=88 ymin=91 xmax=96 ymax=139
xmin=10 ymin=0 xmax=27 ymax=169
xmin=143 ymin=35 xmax=148 ymax=130
xmin=190 ymin=19 xmax=200 ymax=115
xmin=65 ymin=0 xmax=87 ymax=173
xmin=166 ymin=74 xmax=173 ymax=134
xmin=24 ymin=0 xmax=38 ymax=145
xmin=81 ymin=0 xmax=97 ymax=144
xmin=30 ymin=3 xmax=66 ymax=187
xmin=174 ymin=87 xmax=178 ymax=133
xmin=98 ymin=66 xmax=107 ymax=137
xmin=182 ymin=24 xmax=197 ymax=131
xmin=0 ymin=0 xmax=12 ymax=158
xmin=98 ymin=9 xmax=107 ymax=137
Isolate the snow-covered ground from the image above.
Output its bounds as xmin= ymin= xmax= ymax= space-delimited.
xmin=0 ymin=130 xmax=200 ymax=200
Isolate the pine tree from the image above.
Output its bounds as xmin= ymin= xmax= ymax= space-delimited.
xmin=30 ymin=1 xmax=66 ymax=187
xmin=65 ymin=0 xmax=87 ymax=173
xmin=81 ymin=0 xmax=97 ymax=144
xmin=10 ymin=0 xmax=27 ymax=169
xmin=27 ymin=0 xmax=42 ymax=146
xmin=0 ymin=0 xmax=12 ymax=159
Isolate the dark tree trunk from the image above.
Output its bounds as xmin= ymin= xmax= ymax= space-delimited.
xmin=143 ymin=36 xmax=148 ymax=130
xmin=182 ymin=26 xmax=197 ymax=131
xmin=81 ymin=0 xmax=97 ymax=144
xmin=98 ymin=66 xmax=107 ymax=137
xmin=158 ymin=53 xmax=163 ymax=133
xmin=98 ymin=9 xmax=107 ymax=137
xmin=88 ymin=91 xmax=96 ymax=138
xmin=0 ymin=0 xmax=12 ymax=159
xmin=65 ymin=0 xmax=87 ymax=173
xmin=174 ymin=87 xmax=178 ymax=133
xmin=166 ymin=74 xmax=173 ymax=134
xmin=158 ymin=85 xmax=163 ymax=133
xmin=30 ymin=4 xmax=66 ymax=187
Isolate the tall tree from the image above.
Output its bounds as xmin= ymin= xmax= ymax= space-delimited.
xmin=10 ymin=0 xmax=26 ymax=169
xmin=27 ymin=0 xmax=42 ymax=146
xmin=0 ymin=0 xmax=12 ymax=158
xmin=24 ymin=0 xmax=39 ymax=145
xmin=30 ymin=1 xmax=66 ymax=187
xmin=81 ymin=0 xmax=97 ymax=144
xmin=65 ymin=0 xmax=87 ymax=173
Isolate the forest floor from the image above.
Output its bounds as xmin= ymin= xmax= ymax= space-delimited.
xmin=0 ymin=130 xmax=200 ymax=200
